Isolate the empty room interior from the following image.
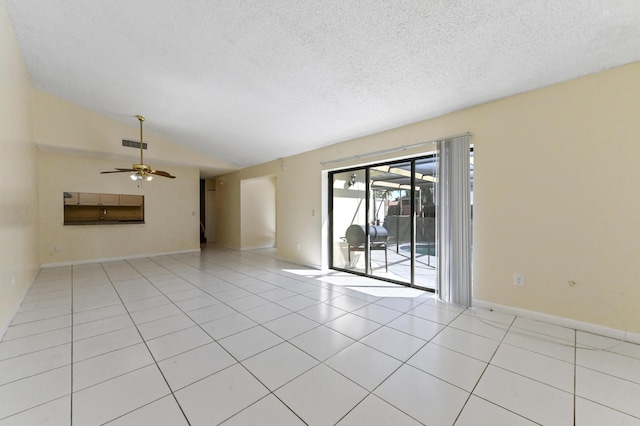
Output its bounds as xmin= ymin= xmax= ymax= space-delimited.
xmin=1 ymin=1 xmax=640 ymax=425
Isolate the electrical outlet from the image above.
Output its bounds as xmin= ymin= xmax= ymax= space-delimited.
xmin=11 ymin=274 xmax=16 ymax=287
xmin=54 ymin=244 xmax=63 ymax=252
xmin=514 ymin=274 xmax=525 ymax=286
xmin=296 ymin=243 xmax=301 ymax=251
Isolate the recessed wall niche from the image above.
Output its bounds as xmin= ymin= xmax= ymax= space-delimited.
xmin=63 ymin=192 xmax=144 ymax=225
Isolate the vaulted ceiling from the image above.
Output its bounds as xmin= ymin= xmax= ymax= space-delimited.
xmin=6 ymin=1 xmax=640 ymax=172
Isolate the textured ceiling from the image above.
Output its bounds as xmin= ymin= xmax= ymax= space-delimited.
xmin=5 ymin=1 xmax=640 ymax=170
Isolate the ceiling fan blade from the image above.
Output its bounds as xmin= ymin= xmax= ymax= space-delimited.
xmin=150 ymin=169 xmax=176 ymax=178
xmin=115 ymin=168 xmax=136 ymax=171
xmin=100 ymin=169 xmax=135 ymax=174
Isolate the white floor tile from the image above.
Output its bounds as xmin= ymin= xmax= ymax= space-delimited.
xmin=449 ymin=314 xmax=509 ymax=341
xmin=72 ymin=343 xmax=154 ymax=391
xmin=225 ymin=294 xmax=271 ymax=311
xmin=0 ymin=366 xmax=71 ymax=419
xmin=220 ymin=395 xmax=305 ymax=425
xmin=72 ymin=304 xmax=127 ymax=326
xmin=72 ymin=314 xmax=134 ymax=341
xmin=18 ymin=297 xmax=70 ymax=314
xmin=408 ymin=343 xmax=487 ymax=392
xmin=352 ymin=303 xmax=403 ymax=325
xmin=0 ymin=395 xmax=70 ymax=426
xmin=166 ymin=288 xmax=209 ymax=302
xmin=187 ymin=303 xmax=237 ymax=324
xmin=3 ymin=315 xmax=71 ymax=341
xmin=122 ymin=295 xmax=171 ymax=313
xmin=262 ymin=313 xmax=319 ymax=340
xmin=0 ymin=343 xmax=70 ymax=386
xmin=361 ymin=326 xmax=427 ymax=361
xmin=136 ymin=314 xmax=195 ymax=340
xmin=158 ymin=342 xmax=236 ymax=391
xmin=213 ymin=287 xmax=252 ymax=302
xmin=290 ymin=325 xmax=355 ymax=361
xmin=0 ymin=327 xmax=71 ymax=360
xmin=432 ymin=326 xmax=500 ymax=362
xmin=336 ymin=394 xmax=422 ymax=425
xmin=463 ymin=307 xmax=516 ymax=326
xmin=576 ymin=365 xmax=640 ymax=418
xmin=325 ymin=313 xmax=381 ymax=340
xmin=455 ymin=395 xmax=537 ymax=426
xmin=146 ymin=326 xmax=213 ymax=361
xmin=577 ymin=347 xmax=640 ymax=384
xmin=199 ymin=312 xmax=257 ymax=340
xmin=373 ymin=297 xmax=423 ymax=313
xmin=73 ymin=327 xmax=142 ymax=362
xmin=577 ymin=331 xmax=640 ymax=358
xmin=327 ymin=295 xmax=370 ymax=311
xmin=130 ymin=303 xmax=182 ymax=325
xmin=72 ymin=365 xmax=170 ymax=425
xmin=502 ymin=328 xmax=575 ymax=362
xmin=474 ymin=365 xmax=574 ymax=425
xmin=235 ymin=278 xmax=279 ymax=294
xmin=174 ymin=295 xmax=219 ymax=312
xmin=242 ymin=303 xmax=291 ymax=323
xmin=218 ymin=326 xmax=283 ymax=361
xmin=5 ymin=249 xmax=640 ymax=426
xmin=10 ymin=304 xmax=71 ymax=326
xmin=575 ymin=397 xmax=640 ymax=426
xmin=408 ymin=304 xmax=461 ymax=325
xmin=386 ymin=313 xmax=445 ymax=341
xmin=23 ymin=289 xmax=70 ymax=303
xmin=492 ymin=343 xmax=574 ymax=392
xmin=258 ymin=288 xmax=298 ymax=302
xmin=275 ymin=364 xmax=368 ymax=426
xmin=175 ymin=363 xmax=269 ymax=425
xmin=242 ymin=342 xmax=318 ymax=390
xmin=276 ymin=294 xmax=319 ymax=311
xmin=374 ymin=364 xmax=469 ymax=425
xmin=325 ymin=342 xmax=401 ymax=391
xmin=297 ymin=303 xmax=348 ymax=323
xmin=104 ymin=396 xmax=189 ymax=425
xmin=73 ymin=297 xmax=121 ymax=314
xmin=301 ymin=287 xmax=344 ymax=302
xmin=511 ymin=317 xmax=575 ymax=342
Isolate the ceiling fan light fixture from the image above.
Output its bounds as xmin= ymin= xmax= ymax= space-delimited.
xmin=101 ymin=115 xmax=176 ymax=182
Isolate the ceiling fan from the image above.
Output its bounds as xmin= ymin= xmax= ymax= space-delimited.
xmin=101 ymin=115 xmax=176 ymax=183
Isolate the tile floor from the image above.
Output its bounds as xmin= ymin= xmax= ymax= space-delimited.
xmin=1 ymin=247 xmax=639 ymax=425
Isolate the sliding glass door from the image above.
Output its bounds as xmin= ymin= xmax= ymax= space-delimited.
xmin=331 ymin=169 xmax=367 ymax=274
xmin=329 ymin=152 xmax=440 ymax=290
xmin=329 ymin=139 xmax=472 ymax=295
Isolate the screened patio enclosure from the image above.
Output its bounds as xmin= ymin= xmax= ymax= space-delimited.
xmin=329 ymin=138 xmax=472 ymax=299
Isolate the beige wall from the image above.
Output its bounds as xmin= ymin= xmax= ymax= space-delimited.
xmin=0 ymin=2 xmax=39 ymax=332
xmin=215 ymin=62 xmax=640 ymax=333
xmin=31 ymin=89 xmax=238 ymax=176
xmin=38 ymin=150 xmax=200 ymax=264
xmin=31 ymin=89 xmax=206 ymax=265
xmin=241 ymin=176 xmax=276 ymax=250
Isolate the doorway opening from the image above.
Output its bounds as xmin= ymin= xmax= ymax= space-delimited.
xmin=240 ymin=176 xmax=277 ymax=250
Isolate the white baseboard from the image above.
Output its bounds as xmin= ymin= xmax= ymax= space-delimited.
xmin=0 ymin=269 xmax=39 ymax=341
xmin=240 ymin=244 xmax=276 ymax=251
xmin=39 ymin=248 xmax=201 ymax=268
xmin=473 ymin=299 xmax=640 ymax=345
xmin=275 ymin=255 xmax=322 ymax=270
